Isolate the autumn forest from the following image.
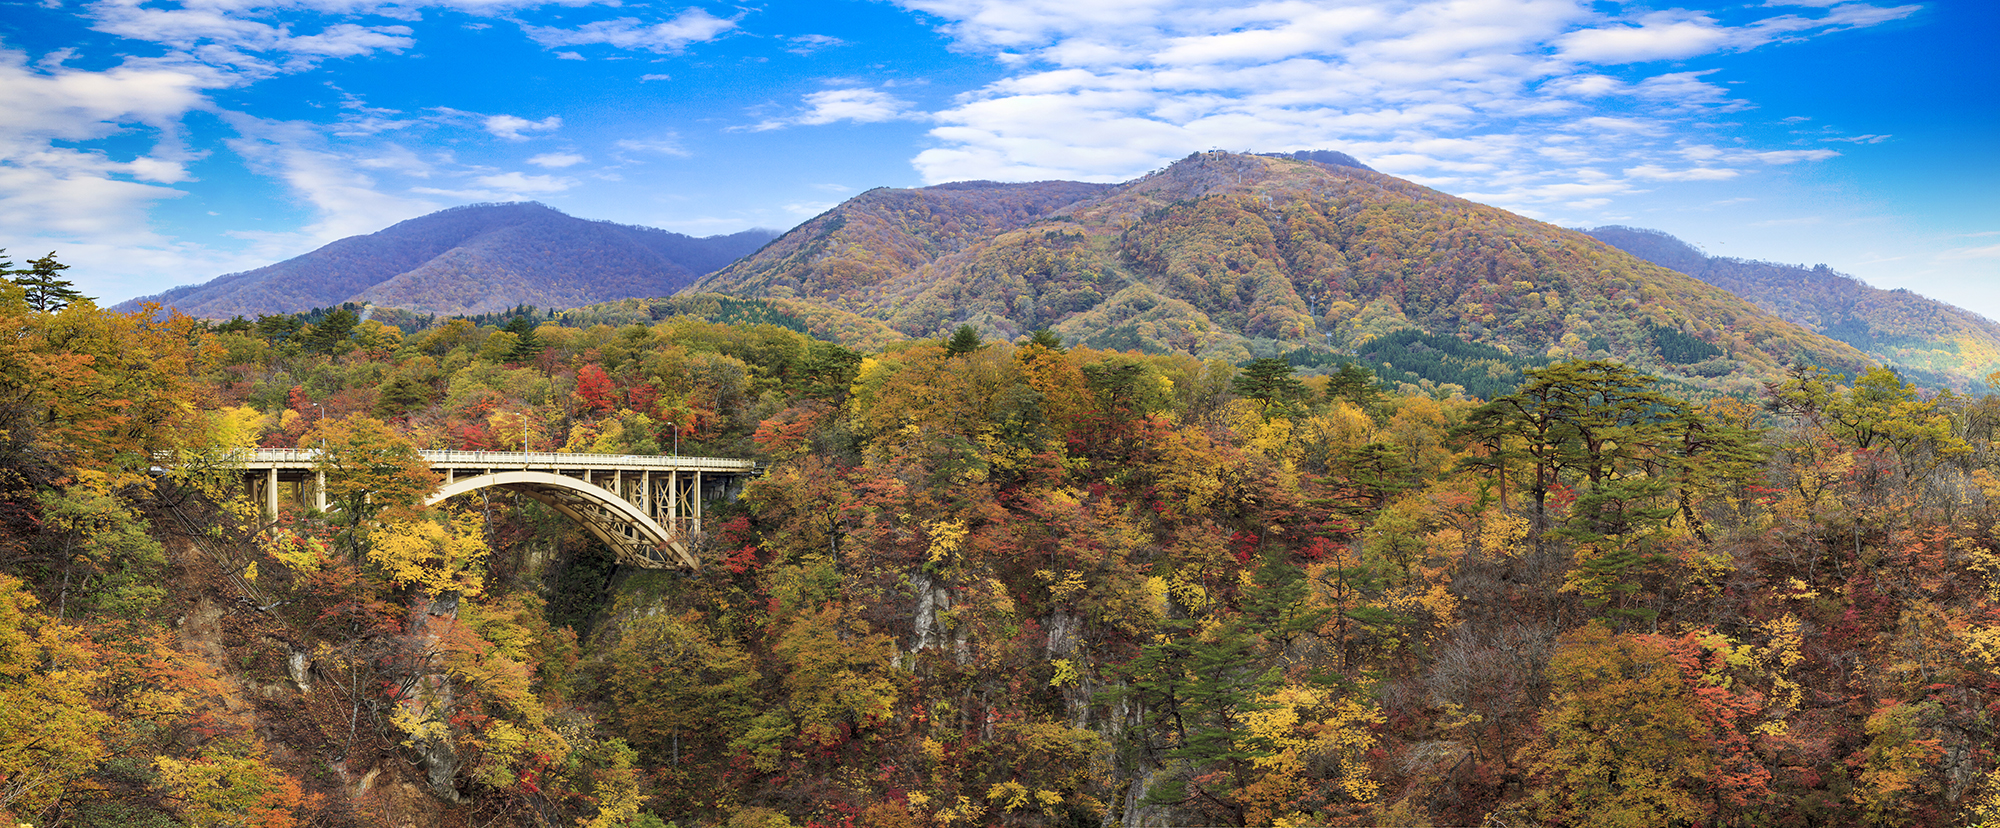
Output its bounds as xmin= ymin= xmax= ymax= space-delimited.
xmin=9 ymin=264 xmax=2000 ymax=828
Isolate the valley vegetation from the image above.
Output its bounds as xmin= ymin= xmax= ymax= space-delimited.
xmin=9 ymin=265 xmax=2000 ymax=828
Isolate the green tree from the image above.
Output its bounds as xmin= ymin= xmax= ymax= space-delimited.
xmin=302 ymin=415 xmax=440 ymax=559
xmin=1109 ymin=606 xmax=1299 ymax=827
xmin=253 ymin=314 xmax=302 ymax=345
xmin=944 ymin=323 xmax=983 ymax=357
xmin=35 ymin=486 xmax=169 ymax=618
xmin=502 ymin=314 xmax=544 ymax=363
xmin=302 ymin=308 xmax=358 ymax=354
xmin=12 ymin=251 xmax=85 ymax=312
xmin=608 ymin=611 xmax=760 ymax=766
xmin=1324 ymin=362 xmax=1386 ymax=418
xmin=1456 ymin=360 xmax=1685 ymax=536
xmin=1232 ymin=357 xmax=1308 ymax=420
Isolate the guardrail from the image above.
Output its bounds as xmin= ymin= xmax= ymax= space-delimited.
xmin=166 ymin=448 xmax=757 ymax=472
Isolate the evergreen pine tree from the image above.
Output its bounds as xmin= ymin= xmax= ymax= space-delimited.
xmin=13 ymin=252 xmax=86 ymax=312
xmin=503 ymin=314 xmax=544 ymax=363
xmin=1232 ymin=357 xmax=1308 ymax=419
xmin=944 ymin=324 xmax=982 ymax=357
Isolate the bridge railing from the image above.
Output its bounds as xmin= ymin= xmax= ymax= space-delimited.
xmin=163 ymin=448 xmax=757 ymax=472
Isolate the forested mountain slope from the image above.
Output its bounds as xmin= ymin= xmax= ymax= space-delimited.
xmin=121 ymin=202 xmax=778 ymax=317
xmin=689 ymin=179 xmax=1113 ymax=312
xmin=1587 ymin=225 xmax=2000 ymax=389
xmin=694 ymin=152 xmax=1872 ymax=394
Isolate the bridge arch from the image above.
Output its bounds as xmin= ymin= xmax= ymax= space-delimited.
xmin=426 ymin=471 xmax=698 ymax=570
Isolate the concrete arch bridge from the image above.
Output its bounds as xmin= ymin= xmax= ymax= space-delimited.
xmin=233 ymin=449 xmax=758 ymax=569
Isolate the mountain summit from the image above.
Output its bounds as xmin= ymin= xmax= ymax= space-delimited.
xmin=123 ymin=203 xmax=778 ymax=318
xmin=693 ymin=151 xmax=1868 ymax=392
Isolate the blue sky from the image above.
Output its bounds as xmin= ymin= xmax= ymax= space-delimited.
xmin=4 ymin=0 xmax=1996 ymax=320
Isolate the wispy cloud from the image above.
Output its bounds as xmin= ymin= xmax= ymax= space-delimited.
xmin=528 ymin=152 xmax=587 ymax=168
xmin=483 ymin=114 xmax=562 ymax=140
xmin=615 ymin=136 xmax=691 ymax=157
xmin=0 ymin=48 xmax=219 ymax=243
xmin=1938 ymin=243 xmax=2000 ymax=262
xmin=414 ymin=171 xmax=576 ymax=199
xmin=748 ymin=87 xmax=917 ymax=131
xmin=223 ymin=114 xmax=442 ymax=243
xmin=785 ymin=34 xmax=846 ymax=55
xmin=83 ymin=0 xmax=417 ymax=78
xmin=521 ymin=9 xmax=737 ymax=53
xmin=891 ymin=0 xmax=1915 ymax=216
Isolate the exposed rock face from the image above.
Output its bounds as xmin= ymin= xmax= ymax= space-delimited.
xmin=400 ymin=592 xmax=463 ymax=802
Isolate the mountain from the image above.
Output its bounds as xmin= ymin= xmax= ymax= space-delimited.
xmin=122 ymin=202 xmax=779 ymax=318
xmin=1257 ymin=148 xmax=1375 ymax=171
xmin=691 ymin=151 xmax=1871 ymax=394
xmin=1586 ymin=225 xmax=2000 ymax=389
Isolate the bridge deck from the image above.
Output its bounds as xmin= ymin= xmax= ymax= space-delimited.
xmin=218 ymin=448 xmax=757 ymax=474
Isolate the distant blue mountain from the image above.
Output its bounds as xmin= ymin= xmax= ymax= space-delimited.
xmin=120 ymin=202 xmax=778 ymax=317
xmin=1586 ymin=225 xmax=2000 ymax=389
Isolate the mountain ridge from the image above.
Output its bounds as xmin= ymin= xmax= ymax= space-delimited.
xmin=1585 ymin=225 xmax=2000 ymax=388
xmin=693 ymin=151 xmax=1873 ymax=394
xmin=120 ymin=202 xmax=779 ymax=318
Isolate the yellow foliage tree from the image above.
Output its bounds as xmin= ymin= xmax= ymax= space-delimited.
xmin=367 ymin=509 xmax=489 ymax=597
xmin=0 ymin=574 xmax=108 ymax=819
xmin=1237 ymin=683 xmax=1383 ymax=826
xmin=151 ymin=738 xmax=316 ymax=828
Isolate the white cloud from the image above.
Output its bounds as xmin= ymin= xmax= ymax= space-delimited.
xmin=522 ymin=9 xmax=737 ymax=53
xmin=1555 ymin=13 xmax=1735 ymax=63
xmin=641 ymin=73 xmax=672 ymax=82
xmin=483 ymin=114 xmax=561 ymax=140
xmin=782 ymin=200 xmax=842 ymax=217
xmin=798 ymin=88 xmax=916 ymax=125
xmin=785 ymin=34 xmax=846 ymax=55
xmin=615 ymin=136 xmax=690 ymax=157
xmin=750 ymin=87 xmax=918 ymax=131
xmin=1750 ymin=149 xmax=1839 ymax=164
xmin=528 ymin=152 xmax=587 ymax=168
xmin=891 ymin=0 xmax=1900 ymax=214
xmin=354 ymin=144 xmax=435 ymax=176
xmin=1938 ymin=244 xmax=2000 ymax=262
xmin=410 ymin=172 xmax=576 ymax=201
xmin=471 ymin=171 xmax=573 ymax=193
xmin=0 ymin=49 xmax=224 ymax=244
xmin=83 ymin=0 xmax=416 ymax=77
xmin=1625 ymin=164 xmax=1739 ymax=181
xmin=223 ymin=114 xmax=441 ymax=243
